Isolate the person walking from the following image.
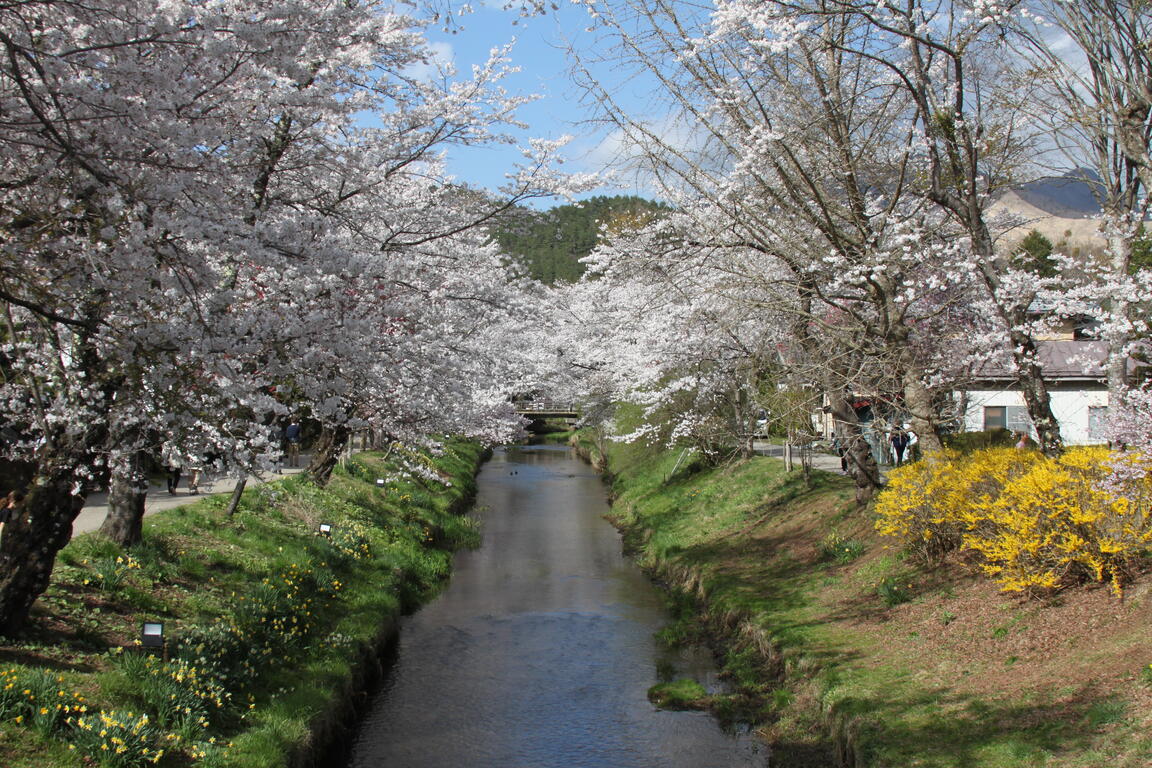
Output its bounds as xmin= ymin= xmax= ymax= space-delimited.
xmin=890 ymin=429 xmax=909 ymax=466
xmin=285 ymin=420 xmax=302 ymax=468
xmin=0 ymin=489 xmax=25 ymax=536
xmin=269 ymin=425 xmax=285 ymax=474
xmin=163 ymin=447 xmax=182 ymax=495
xmin=187 ymin=455 xmax=203 ymax=494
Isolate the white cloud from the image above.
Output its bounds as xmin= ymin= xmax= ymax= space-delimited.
xmin=406 ymin=40 xmax=456 ymax=81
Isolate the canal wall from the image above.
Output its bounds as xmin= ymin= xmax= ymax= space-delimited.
xmin=289 ymin=617 xmax=400 ymax=768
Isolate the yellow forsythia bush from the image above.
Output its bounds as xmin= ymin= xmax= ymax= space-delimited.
xmin=874 ymin=448 xmax=1044 ymax=564
xmin=875 ymin=446 xmax=1152 ymax=596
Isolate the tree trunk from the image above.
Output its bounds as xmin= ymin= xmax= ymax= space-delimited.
xmin=0 ymin=337 xmax=114 ymax=633
xmin=0 ymin=477 xmax=87 ymax=634
xmin=901 ymin=16 xmax=1067 ymax=458
xmin=307 ymin=424 xmax=352 ymax=487
xmin=1008 ymin=329 xmax=1064 ymax=456
xmin=226 ymin=476 xmax=247 ymax=517
xmin=1104 ymin=230 xmax=1133 ymax=411
xmin=901 ymin=372 xmax=945 ymax=455
xmin=828 ymin=392 xmax=882 ymax=506
xmin=799 ymin=440 xmax=812 ymax=488
xmin=99 ymin=448 xmax=149 ymax=546
xmin=735 ymin=388 xmax=754 ymax=460
xmin=968 ymin=229 xmax=1065 ymax=456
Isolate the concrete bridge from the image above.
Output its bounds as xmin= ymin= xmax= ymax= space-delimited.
xmin=513 ymin=400 xmax=580 ymax=424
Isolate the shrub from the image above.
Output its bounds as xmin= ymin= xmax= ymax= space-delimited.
xmin=876 ymin=446 xmax=1152 ymax=596
xmin=875 ymin=450 xmax=958 ymax=563
xmin=942 ymin=428 xmax=1015 ymax=453
xmin=876 ymin=447 xmax=1046 ymax=565
xmin=876 ymin=576 xmax=912 ymax=606
xmin=88 ymin=555 xmax=142 ymax=593
xmin=322 ymin=520 xmax=374 ymax=564
xmin=0 ymin=667 xmax=89 ymax=737
xmin=172 ymin=622 xmax=258 ymax=685
xmin=962 ymin=447 xmax=1152 ymax=596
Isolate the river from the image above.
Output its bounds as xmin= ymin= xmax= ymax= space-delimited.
xmin=346 ymin=443 xmax=768 ymax=768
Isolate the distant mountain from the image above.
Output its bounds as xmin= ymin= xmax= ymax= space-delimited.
xmin=1012 ymin=168 xmax=1101 ymax=219
xmin=488 ymin=196 xmax=670 ymax=285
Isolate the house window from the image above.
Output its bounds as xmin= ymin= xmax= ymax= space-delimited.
xmin=1006 ymin=406 xmax=1033 ymax=434
xmin=1088 ymin=406 xmax=1109 ymax=440
xmin=983 ymin=406 xmax=1006 ymax=430
xmin=984 ymin=405 xmax=1032 ymax=433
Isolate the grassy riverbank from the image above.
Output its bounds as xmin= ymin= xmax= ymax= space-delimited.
xmin=0 ymin=441 xmax=485 ymax=768
xmin=577 ymin=431 xmax=1152 ymax=767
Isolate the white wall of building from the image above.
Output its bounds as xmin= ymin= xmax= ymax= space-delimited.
xmin=960 ymin=385 xmax=1109 ymax=445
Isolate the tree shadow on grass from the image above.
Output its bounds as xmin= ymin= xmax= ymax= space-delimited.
xmin=766 ymin=739 xmax=842 ymax=767
xmin=666 ymin=529 xmax=1139 ymax=767
xmin=835 ymin=682 xmax=1130 ymax=768
xmin=680 ymin=527 xmax=819 ymax=617
xmin=0 ymin=608 xmax=105 ymax=671
xmin=821 ymin=562 xmax=976 ymax=626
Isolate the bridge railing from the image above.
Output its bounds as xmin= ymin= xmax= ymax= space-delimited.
xmin=513 ymin=399 xmax=578 ymax=413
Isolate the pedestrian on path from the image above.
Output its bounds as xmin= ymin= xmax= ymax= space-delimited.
xmin=890 ymin=429 xmax=909 ymax=465
xmin=163 ymin=446 xmax=182 ymax=495
xmin=0 ymin=488 xmax=26 ymax=536
xmin=285 ymin=420 xmax=301 ymax=468
xmin=187 ymin=455 xmax=203 ymax=494
xmin=269 ymin=425 xmax=285 ymax=474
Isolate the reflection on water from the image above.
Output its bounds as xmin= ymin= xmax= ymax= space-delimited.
xmin=346 ymin=444 xmax=768 ymax=768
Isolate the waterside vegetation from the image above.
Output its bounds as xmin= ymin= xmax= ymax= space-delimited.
xmin=576 ymin=430 xmax=1152 ymax=767
xmin=0 ymin=442 xmax=485 ymax=768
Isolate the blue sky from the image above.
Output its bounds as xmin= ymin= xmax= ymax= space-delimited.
xmin=424 ymin=3 xmax=647 ymax=201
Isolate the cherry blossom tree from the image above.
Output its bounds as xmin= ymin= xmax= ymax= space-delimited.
xmin=0 ymin=0 xmax=577 ymax=632
xmin=1012 ymin=0 xmax=1152 ymax=457
xmin=557 ymin=0 xmax=1025 ymax=501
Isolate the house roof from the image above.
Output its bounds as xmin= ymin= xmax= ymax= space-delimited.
xmin=972 ymin=339 xmax=1111 ymax=382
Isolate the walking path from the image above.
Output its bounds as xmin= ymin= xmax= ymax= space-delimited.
xmin=72 ymin=457 xmax=311 ymax=538
xmin=751 ymin=440 xmax=845 ymax=472
xmin=751 ymin=440 xmax=891 ymax=479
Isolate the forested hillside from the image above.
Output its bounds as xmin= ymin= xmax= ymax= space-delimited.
xmin=491 ymin=196 xmax=668 ymax=284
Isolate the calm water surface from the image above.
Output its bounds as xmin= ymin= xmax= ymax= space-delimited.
xmin=346 ymin=444 xmax=768 ymax=768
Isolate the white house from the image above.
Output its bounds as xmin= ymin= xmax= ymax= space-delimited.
xmin=958 ymin=339 xmax=1112 ymax=445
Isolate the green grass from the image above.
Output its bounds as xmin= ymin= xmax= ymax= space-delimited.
xmin=0 ymin=440 xmax=486 ymax=768
xmin=591 ymin=418 xmax=1152 ymax=768
xmin=647 ymin=678 xmax=710 ymax=710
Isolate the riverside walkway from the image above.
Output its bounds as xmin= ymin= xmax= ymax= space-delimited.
xmin=751 ymin=439 xmax=891 ymax=479
xmin=72 ymin=457 xmax=311 ymax=538
xmin=751 ymin=439 xmax=844 ymax=471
